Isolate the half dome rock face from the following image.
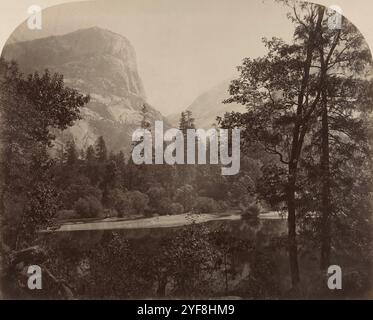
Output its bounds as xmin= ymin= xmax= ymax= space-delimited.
xmin=1 ymin=27 xmax=164 ymax=152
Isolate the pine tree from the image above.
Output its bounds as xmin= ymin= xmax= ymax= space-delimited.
xmin=179 ymin=112 xmax=187 ymax=134
xmin=95 ymin=136 xmax=107 ymax=163
xmin=185 ymin=110 xmax=195 ymax=130
xmin=84 ymin=145 xmax=98 ymax=185
xmin=65 ymin=140 xmax=78 ymax=167
xmin=86 ymin=145 xmax=96 ymax=163
xmin=140 ymin=104 xmax=151 ymax=130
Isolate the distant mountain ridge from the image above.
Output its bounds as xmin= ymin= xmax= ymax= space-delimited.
xmin=167 ymin=80 xmax=246 ymax=129
xmin=2 ymin=27 xmax=167 ymax=153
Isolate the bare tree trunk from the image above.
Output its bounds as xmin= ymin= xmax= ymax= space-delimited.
xmin=157 ymin=274 xmax=167 ymax=297
xmin=320 ymin=90 xmax=331 ymax=269
xmin=287 ymin=162 xmax=300 ymax=287
xmin=317 ymin=24 xmax=341 ymax=270
xmin=224 ymin=253 xmax=229 ymax=294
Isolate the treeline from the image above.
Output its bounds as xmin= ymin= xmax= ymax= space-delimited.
xmin=53 ymin=115 xmax=268 ymax=221
xmin=0 ymin=56 xmax=270 ymax=251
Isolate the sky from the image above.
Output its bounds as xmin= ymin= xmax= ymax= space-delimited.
xmin=1 ymin=0 xmax=373 ymax=116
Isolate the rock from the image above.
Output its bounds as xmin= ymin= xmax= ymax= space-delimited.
xmin=2 ymin=27 xmax=168 ymax=153
xmin=167 ymin=80 xmax=246 ymax=129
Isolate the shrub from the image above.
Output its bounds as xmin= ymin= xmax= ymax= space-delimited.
xmin=147 ymin=186 xmax=166 ymax=210
xmin=241 ymin=203 xmax=261 ymax=226
xmin=193 ymin=197 xmax=218 ymax=213
xmin=87 ymin=195 xmax=103 ymax=217
xmin=174 ymin=184 xmax=195 ymax=212
xmin=116 ymin=196 xmax=132 ymax=217
xmin=159 ymin=197 xmax=173 ymax=215
xmin=241 ymin=203 xmax=260 ymax=217
xmin=129 ymin=191 xmax=149 ymax=215
xmin=217 ymin=200 xmax=229 ymax=212
xmin=169 ymin=203 xmax=184 ymax=215
xmin=107 ymin=188 xmax=132 ymax=217
xmin=74 ymin=196 xmax=103 ymax=218
xmin=61 ymin=176 xmax=102 ymax=209
xmin=74 ymin=198 xmax=90 ymax=218
xmin=55 ymin=210 xmax=79 ymax=220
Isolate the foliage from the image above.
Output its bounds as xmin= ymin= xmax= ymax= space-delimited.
xmin=193 ymin=196 xmax=218 ymax=213
xmin=169 ymin=203 xmax=184 ymax=215
xmin=74 ymin=196 xmax=103 ymax=218
xmin=174 ymin=184 xmax=195 ymax=212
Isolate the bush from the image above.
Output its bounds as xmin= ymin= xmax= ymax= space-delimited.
xmin=217 ymin=200 xmax=229 ymax=212
xmin=103 ymin=209 xmax=118 ymax=218
xmin=193 ymin=197 xmax=218 ymax=213
xmin=74 ymin=196 xmax=103 ymax=218
xmin=107 ymin=188 xmax=124 ymax=209
xmin=241 ymin=203 xmax=261 ymax=226
xmin=55 ymin=210 xmax=79 ymax=220
xmin=74 ymin=198 xmax=90 ymax=218
xmin=107 ymin=189 xmax=149 ymax=217
xmin=116 ymin=196 xmax=132 ymax=217
xmin=61 ymin=176 xmax=102 ymax=209
xmin=241 ymin=203 xmax=260 ymax=217
xmin=174 ymin=184 xmax=195 ymax=212
xmin=159 ymin=197 xmax=172 ymax=215
xmin=88 ymin=196 xmax=103 ymax=217
xmin=107 ymin=188 xmax=131 ymax=217
xmin=169 ymin=203 xmax=184 ymax=215
xmin=129 ymin=191 xmax=149 ymax=215
xmin=147 ymin=186 xmax=166 ymax=210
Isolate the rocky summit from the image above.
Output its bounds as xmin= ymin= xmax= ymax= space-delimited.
xmin=1 ymin=27 xmax=167 ymax=153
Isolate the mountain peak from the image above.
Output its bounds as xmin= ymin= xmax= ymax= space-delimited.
xmin=64 ymin=26 xmax=133 ymax=48
xmin=2 ymin=27 xmax=146 ymax=98
xmin=1 ymin=28 xmax=167 ymax=152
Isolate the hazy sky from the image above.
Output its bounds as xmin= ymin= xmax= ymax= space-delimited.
xmin=1 ymin=0 xmax=373 ymax=115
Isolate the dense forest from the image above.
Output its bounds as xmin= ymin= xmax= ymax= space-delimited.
xmin=0 ymin=60 xmax=274 ymax=298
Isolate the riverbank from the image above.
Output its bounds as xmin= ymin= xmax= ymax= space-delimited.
xmin=43 ymin=211 xmax=285 ymax=233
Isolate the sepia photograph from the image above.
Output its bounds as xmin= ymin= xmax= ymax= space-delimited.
xmin=0 ymin=0 xmax=373 ymax=302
